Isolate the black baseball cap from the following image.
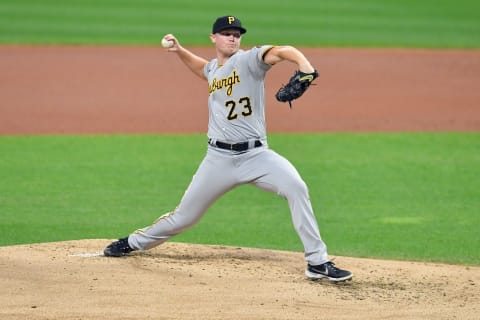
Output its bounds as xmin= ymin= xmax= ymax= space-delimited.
xmin=212 ymin=16 xmax=247 ymax=34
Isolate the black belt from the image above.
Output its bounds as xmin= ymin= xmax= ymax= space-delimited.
xmin=209 ymin=139 xmax=263 ymax=152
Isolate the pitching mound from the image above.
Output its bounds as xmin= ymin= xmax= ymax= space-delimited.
xmin=1 ymin=240 xmax=478 ymax=319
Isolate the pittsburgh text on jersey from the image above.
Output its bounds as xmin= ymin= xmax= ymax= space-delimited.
xmin=208 ymin=69 xmax=240 ymax=96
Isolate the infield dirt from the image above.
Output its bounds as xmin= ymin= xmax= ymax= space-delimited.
xmin=0 ymin=46 xmax=479 ymax=319
xmin=1 ymin=46 xmax=479 ymax=134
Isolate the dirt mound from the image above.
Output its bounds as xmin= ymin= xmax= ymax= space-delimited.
xmin=0 ymin=240 xmax=478 ymax=319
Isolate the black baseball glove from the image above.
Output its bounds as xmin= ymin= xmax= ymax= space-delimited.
xmin=275 ymin=70 xmax=319 ymax=108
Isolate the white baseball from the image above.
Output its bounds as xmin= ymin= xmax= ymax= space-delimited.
xmin=161 ymin=38 xmax=174 ymax=48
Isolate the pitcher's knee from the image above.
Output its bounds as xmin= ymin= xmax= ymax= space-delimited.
xmin=282 ymin=177 xmax=310 ymax=199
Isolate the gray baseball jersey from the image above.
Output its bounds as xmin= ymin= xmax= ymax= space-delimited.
xmin=205 ymin=45 xmax=271 ymax=143
xmin=128 ymin=45 xmax=329 ymax=266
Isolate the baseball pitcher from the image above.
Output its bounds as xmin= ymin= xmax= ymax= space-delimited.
xmin=104 ymin=15 xmax=352 ymax=282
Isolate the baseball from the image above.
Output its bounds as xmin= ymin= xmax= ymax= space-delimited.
xmin=161 ymin=37 xmax=174 ymax=48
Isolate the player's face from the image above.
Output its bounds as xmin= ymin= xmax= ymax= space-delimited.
xmin=211 ymin=29 xmax=242 ymax=57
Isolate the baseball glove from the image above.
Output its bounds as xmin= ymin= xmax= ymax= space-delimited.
xmin=275 ymin=70 xmax=319 ymax=108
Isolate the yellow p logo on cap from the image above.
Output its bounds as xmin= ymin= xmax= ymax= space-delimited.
xmin=228 ymin=16 xmax=235 ymax=24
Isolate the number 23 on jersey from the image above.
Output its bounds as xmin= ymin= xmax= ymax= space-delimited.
xmin=225 ymin=97 xmax=253 ymax=120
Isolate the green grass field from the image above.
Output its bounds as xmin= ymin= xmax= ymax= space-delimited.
xmin=1 ymin=0 xmax=479 ymax=48
xmin=1 ymin=134 xmax=478 ymax=265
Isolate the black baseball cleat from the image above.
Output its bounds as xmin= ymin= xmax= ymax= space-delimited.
xmin=305 ymin=261 xmax=353 ymax=282
xmin=104 ymin=237 xmax=135 ymax=257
